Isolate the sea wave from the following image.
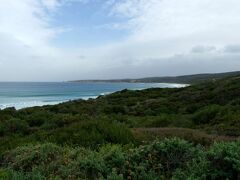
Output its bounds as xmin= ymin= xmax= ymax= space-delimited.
xmin=100 ymin=92 xmax=113 ymax=96
xmin=152 ymin=83 xmax=189 ymax=88
xmin=0 ymin=96 xmax=99 ymax=110
xmin=0 ymin=101 xmax=61 ymax=110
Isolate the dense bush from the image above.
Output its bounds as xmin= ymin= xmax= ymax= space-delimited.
xmin=46 ymin=120 xmax=135 ymax=148
xmin=174 ymin=141 xmax=240 ymax=179
xmin=3 ymin=143 xmax=65 ymax=172
xmin=191 ymin=105 xmax=222 ymax=125
xmin=0 ymin=118 xmax=29 ymax=136
xmin=0 ymin=108 xmax=16 ymax=121
xmin=1 ymin=138 xmax=240 ymax=179
xmin=123 ymin=138 xmax=196 ymax=179
xmin=206 ymin=141 xmax=240 ymax=179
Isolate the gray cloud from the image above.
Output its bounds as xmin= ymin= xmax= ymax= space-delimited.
xmin=82 ymin=52 xmax=240 ymax=80
xmin=224 ymin=45 xmax=240 ymax=53
xmin=191 ymin=46 xmax=216 ymax=53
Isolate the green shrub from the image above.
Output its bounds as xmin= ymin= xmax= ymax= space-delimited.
xmin=1 ymin=169 xmax=45 ymax=180
xmin=3 ymin=143 xmax=64 ymax=171
xmin=99 ymin=145 xmax=126 ymax=174
xmin=1 ymin=118 xmax=29 ymax=136
xmin=24 ymin=111 xmax=48 ymax=127
xmin=192 ymin=105 xmax=222 ymax=125
xmin=124 ymin=138 xmax=195 ymax=179
xmin=0 ymin=107 xmax=16 ymax=117
xmin=75 ymin=150 xmax=107 ymax=179
xmin=2 ymin=139 xmax=240 ymax=179
xmin=173 ymin=141 xmax=240 ymax=180
xmin=0 ymin=169 xmax=9 ymax=179
xmin=47 ymin=120 xmax=135 ymax=148
xmin=206 ymin=141 xmax=240 ymax=179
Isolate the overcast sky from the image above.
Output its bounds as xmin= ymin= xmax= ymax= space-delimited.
xmin=0 ymin=0 xmax=240 ymax=81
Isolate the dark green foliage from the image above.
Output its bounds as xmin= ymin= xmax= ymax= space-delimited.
xmin=173 ymin=141 xmax=240 ymax=180
xmin=47 ymin=120 xmax=135 ymax=148
xmin=0 ymin=118 xmax=29 ymax=136
xmin=0 ymin=169 xmax=9 ymax=179
xmin=192 ymin=105 xmax=222 ymax=125
xmin=206 ymin=141 xmax=240 ymax=179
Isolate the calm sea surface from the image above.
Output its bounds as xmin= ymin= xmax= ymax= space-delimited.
xmin=0 ymin=82 xmax=186 ymax=109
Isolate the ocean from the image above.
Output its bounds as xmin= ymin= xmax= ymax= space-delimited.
xmin=0 ymin=82 xmax=186 ymax=110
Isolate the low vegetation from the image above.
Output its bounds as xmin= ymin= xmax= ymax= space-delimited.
xmin=0 ymin=75 xmax=240 ymax=179
xmin=0 ymin=138 xmax=239 ymax=179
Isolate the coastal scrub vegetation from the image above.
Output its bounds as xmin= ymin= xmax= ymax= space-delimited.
xmin=0 ymin=75 xmax=240 ymax=179
xmin=0 ymin=139 xmax=239 ymax=179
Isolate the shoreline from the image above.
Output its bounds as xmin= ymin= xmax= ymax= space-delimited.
xmin=0 ymin=83 xmax=188 ymax=110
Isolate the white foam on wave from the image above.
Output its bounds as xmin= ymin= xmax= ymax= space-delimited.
xmin=0 ymin=96 xmax=99 ymax=110
xmin=0 ymin=101 xmax=62 ymax=110
xmin=128 ymin=83 xmax=188 ymax=90
xmin=81 ymin=96 xmax=98 ymax=100
xmin=100 ymin=92 xmax=113 ymax=96
xmin=154 ymin=83 xmax=189 ymax=88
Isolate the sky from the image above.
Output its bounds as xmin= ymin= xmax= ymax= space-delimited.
xmin=0 ymin=0 xmax=240 ymax=81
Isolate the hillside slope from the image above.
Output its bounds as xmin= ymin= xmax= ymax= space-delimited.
xmin=71 ymin=71 xmax=240 ymax=84
xmin=0 ymin=75 xmax=240 ymax=179
xmin=0 ymin=74 xmax=239 ymax=148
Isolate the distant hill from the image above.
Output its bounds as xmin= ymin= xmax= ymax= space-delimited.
xmin=70 ymin=71 xmax=240 ymax=84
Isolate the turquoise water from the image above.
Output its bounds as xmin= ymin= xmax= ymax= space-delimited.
xmin=0 ymin=82 xmax=186 ymax=109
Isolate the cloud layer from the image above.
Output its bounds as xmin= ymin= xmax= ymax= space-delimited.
xmin=0 ymin=0 xmax=240 ymax=81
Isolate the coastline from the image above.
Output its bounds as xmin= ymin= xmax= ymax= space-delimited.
xmin=0 ymin=83 xmax=188 ymax=110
